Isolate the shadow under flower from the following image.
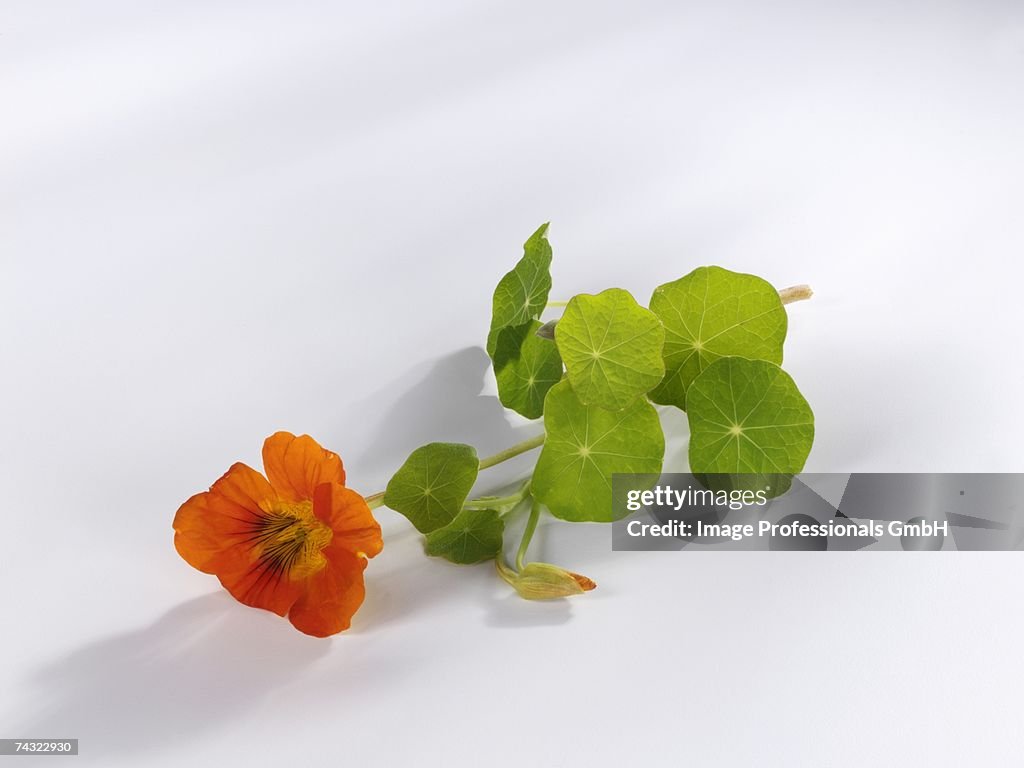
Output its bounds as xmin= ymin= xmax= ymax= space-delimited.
xmin=10 ymin=593 xmax=330 ymax=762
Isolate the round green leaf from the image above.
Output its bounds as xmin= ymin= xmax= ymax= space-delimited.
xmin=555 ymin=288 xmax=665 ymax=411
xmin=533 ymin=380 xmax=665 ymax=522
xmin=424 ymin=508 xmax=505 ymax=564
xmin=687 ymin=357 xmax=814 ymax=491
xmin=383 ymin=442 xmax=479 ymax=533
xmin=487 ymin=223 xmax=552 ymax=356
xmin=491 ymin=320 xmax=563 ymax=420
xmin=649 ymin=266 xmax=787 ymax=410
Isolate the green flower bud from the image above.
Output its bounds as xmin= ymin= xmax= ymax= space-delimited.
xmin=508 ymin=562 xmax=597 ymax=600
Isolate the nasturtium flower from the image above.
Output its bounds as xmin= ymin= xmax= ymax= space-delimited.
xmin=173 ymin=432 xmax=383 ymax=637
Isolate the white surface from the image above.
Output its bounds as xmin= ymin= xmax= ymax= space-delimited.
xmin=3 ymin=1 xmax=1024 ymax=765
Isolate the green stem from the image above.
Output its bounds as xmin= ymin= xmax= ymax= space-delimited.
xmin=516 ymin=499 xmax=542 ymax=571
xmin=477 ymin=432 xmax=545 ymax=470
xmin=495 ymin=554 xmax=518 ymax=585
xmin=462 ymin=479 xmax=531 ymax=511
xmin=496 ymin=497 xmax=542 ymax=586
xmin=545 ymin=300 xmax=569 ymax=309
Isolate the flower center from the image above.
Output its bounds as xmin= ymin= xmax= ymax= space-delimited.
xmin=250 ymin=500 xmax=334 ymax=581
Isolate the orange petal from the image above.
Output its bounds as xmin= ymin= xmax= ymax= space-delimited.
xmin=174 ymin=491 xmax=250 ymax=573
xmin=173 ymin=463 xmax=272 ymax=573
xmin=287 ymin=546 xmax=368 ymax=637
xmin=210 ymin=461 xmax=277 ymax=512
xmin=216 ymin=553 xmax=306 ymax=618
xmin=262 ymin=432 xmax=346 ymax=502
xmin=313 ymin=482 xmax=384 ymax=559
xmin=174 ymin=464 xmax=304 ymax=617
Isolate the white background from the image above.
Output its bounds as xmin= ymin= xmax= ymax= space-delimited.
xmin=3 ymin=1 xmax=1024 ymax=765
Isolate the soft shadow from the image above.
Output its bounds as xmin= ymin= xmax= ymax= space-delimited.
xmin=485 ymin=595 xmax=573 ymax=628
xmin=349 ymin=346 xmax=532 ymax=481
xmin=350 ymin=557 xmax=469 ymax=631
xmin=11 ymin=593 xmax=330 ymax=761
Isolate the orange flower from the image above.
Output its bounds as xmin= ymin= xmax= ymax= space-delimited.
xmin=173 ymin=432 xmax=382 ymax=637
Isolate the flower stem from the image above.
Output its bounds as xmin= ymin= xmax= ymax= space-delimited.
xmin=477 ymin=432 xmax=545 ymax=470
xmin=516 ymin=499 xmax=542 ymax=570
xmin=779 ymin=284 xmax=813 ymax=304
xmin=495 ymin=553 xmax=518 ymax=584
xmin=462 ymin=479 xmax=531 ymax=511
xmin=495 ymin=497 xmax=542 ymax=586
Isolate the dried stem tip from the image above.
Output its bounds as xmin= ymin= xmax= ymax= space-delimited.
xmin=778 ymin=284 xmax=813 ymax=305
